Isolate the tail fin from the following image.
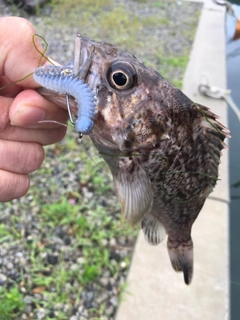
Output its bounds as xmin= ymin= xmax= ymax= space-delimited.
xmin=167 ymin=237 xmax=193 ymax=285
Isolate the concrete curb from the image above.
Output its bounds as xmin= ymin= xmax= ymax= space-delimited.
xmin=115 ymin=1 xmax=229 ymax=319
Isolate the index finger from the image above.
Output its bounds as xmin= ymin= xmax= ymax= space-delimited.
xmin=0 ymin=17 xmax=48 ymax=89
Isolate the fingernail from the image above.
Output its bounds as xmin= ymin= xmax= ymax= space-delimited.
xmin=11 ymin=105 xmax=46 ymax=127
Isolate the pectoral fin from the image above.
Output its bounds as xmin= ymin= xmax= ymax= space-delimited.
xmin=114 ymin=158 xmax=153 ymax=225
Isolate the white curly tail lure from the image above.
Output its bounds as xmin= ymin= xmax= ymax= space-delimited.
xmin=33 ymin=65 xmax=96 ymax=134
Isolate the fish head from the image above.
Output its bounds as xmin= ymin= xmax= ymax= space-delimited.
xmin=89 ymin=39 xmax=171 ymax=152
xmin=38 ymin=34 xmax=171 ymax=155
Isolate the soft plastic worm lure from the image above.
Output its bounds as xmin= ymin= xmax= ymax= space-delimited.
xmin=33 ymin=65 xmax=95 ymax=134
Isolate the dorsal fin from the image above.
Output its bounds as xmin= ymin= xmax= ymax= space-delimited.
xmin=195 ymin=103 xmax=230 ymax=140
xmin=193 ymin=103 xmax=230 ymax=180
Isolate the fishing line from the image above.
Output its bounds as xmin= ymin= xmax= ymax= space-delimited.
xmin=32 ymin=34 xmax=54 ymax=67
xmin=194 ymin=267 xmax=240 ymax=287
xmin=38 ymin=120 xmax=68 ymax=127
xmin=0 ymin=34 xmax=53 ymax=92
xmin=0 ymin=73 xmax=34 ymax=91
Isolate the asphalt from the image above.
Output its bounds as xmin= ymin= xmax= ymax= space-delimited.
xmin=115 ymin=1 xmax=230 ymax=319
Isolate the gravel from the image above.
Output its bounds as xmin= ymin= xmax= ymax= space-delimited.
xmin=0 ymin=0 xmax=202 ymax=319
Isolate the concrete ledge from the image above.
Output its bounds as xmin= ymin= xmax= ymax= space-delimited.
xmin=115 ymin=1 xmax=229 ymax=319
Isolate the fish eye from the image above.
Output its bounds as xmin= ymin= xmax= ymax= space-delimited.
xmin=107 ymin=62 xmax=137 ymax=90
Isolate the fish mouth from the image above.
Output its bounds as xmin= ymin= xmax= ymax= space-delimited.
xmin=73 ymin=34 xmax=99 ymax=90
xmin=36 ymin=34 xmax=99 ymax=115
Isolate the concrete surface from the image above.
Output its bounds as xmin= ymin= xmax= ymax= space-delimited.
xmin=115 ymin=1 xmax=230 ymax=319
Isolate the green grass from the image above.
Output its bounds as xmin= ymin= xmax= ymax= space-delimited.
xmin=0 ymin=223 xmax=20 ymax=243
xmin=9 ymin=177 xmax=137 ymax=318
xmin=30 ymin=0 xmax=200 ymax=88
xmin=38 ymin=199 xmax=135 ymax=284
xmin=98 ymin=6 xmax=142 ymax=50
xmin=0 ymin=286 xmax=24 ymax=320
xmin=41 ymin=200 xmax=82 ymax=226
xmin=0 ymin=224 xmax=13 ymax=244
xmin=160 ymin=54 xmax=190 ymax=87
xmin=50 ymin=0 xmax=113 ymax=13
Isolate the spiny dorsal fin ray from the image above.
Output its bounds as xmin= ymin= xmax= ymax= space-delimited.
xmin=195 ymin=103 xmax=231 ymax=139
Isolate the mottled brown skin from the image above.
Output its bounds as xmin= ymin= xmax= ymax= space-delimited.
xmin=38 ymin=35 xmax=230 ymax=284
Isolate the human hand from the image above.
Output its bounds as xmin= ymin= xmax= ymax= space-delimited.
xmin=0 ymin=17 xmax=68 ymax=201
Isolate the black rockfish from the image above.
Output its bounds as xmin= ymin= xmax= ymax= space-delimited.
xmin=35 ymin=34 xmax=230 ymax=284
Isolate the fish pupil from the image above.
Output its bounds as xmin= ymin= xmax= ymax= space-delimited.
xmin=107 ymin=61 xmax=136 ymax=90
xmin=113 ymin=72 xmax=127 ymax=86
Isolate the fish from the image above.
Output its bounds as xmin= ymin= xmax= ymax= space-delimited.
xmin=36 ymin=34 xmax=230 ymax=285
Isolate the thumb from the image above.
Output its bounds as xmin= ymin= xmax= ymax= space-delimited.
xmin=9 ymin=89 xmax=69 ymax=128
xmin=0 ymin=17 xmax=47 ymax=88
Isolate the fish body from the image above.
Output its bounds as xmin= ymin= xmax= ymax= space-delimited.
xmin=37 ymin=35 xmax=230 ymax=284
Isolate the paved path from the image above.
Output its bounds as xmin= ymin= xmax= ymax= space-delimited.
xmin=115 ymin=1 xmax=229 ymax=319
